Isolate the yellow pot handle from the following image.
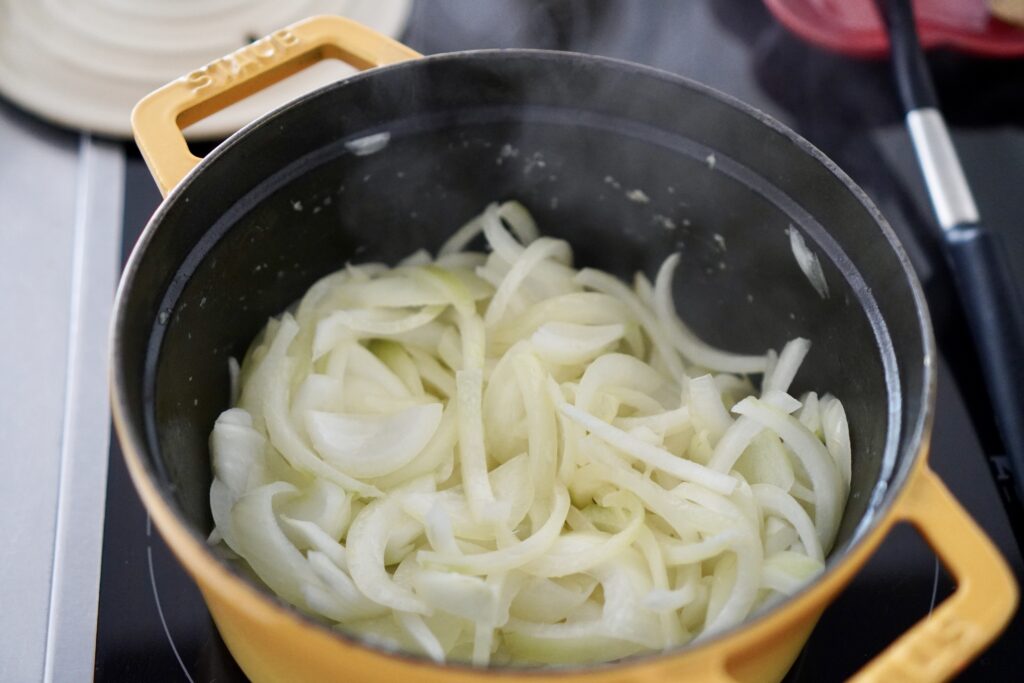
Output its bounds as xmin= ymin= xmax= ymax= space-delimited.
xmin=850 ymin=465 xmax=1018 ymax=682
xmin=131 ymin=15 xmax=422 ymax=196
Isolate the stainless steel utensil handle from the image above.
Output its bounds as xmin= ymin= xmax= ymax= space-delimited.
xmin=877 ymin=0 xmax=1024 ymax=503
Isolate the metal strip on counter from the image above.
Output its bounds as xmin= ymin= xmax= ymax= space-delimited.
xmin=42 ymin=136 xmax=124 ymax=682
xmin=0 ymin=106 xmax=80 ymax=682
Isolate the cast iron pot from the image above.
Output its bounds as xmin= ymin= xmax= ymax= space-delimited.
xmin=111 ymin=16 xmax=1017 ymax=683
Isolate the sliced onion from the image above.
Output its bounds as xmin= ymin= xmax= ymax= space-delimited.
xmin=762 ymin=337 xmax=810 ymax=395
xmin=653 ymin=254 xmax=767 ymax=374
xmin=209 ymin=200 xmax=851 ymax=667
xmin=395 ymin=612 xmax=446 ymax=662
xmin=524 ymin=494 xmax=644 ymax=577
xmin=732 ymin=397 xmax=843 ymax=551
xmin=305 ymin=402 xmax=443 ymax=478
xmin=418 ymin=485 xmax=570 ymax=574
xmin=492 ymin=292 xmax=632 ymax=344
xmin=820 ymin=393 xmax=852 ymax=491
xmin=503 ymin=625 xmax=647 ymax=665
xmin=688 ymin=374 xmax=733 ymax=445
xmin=656 ymin=529 xmax=739 ymax=566
xmin=485 ymin=238 xmax=573 ymax=327
xmin=575 ymin=268 xmax=686 ymax=381
xmin=229 ymin=482 xmax=316 ymax=607
xmin=509 ymin=576 xmax=596 ymax=623
xmin=280 ymin=516 xmax=347 ymax=567
xmin=559 ymin=403 xmax=737 ymax=495
xmin=574 ymin=353 xmax=667 ymax=414
xmin=412 ymin=570 xmax=507 ymax=625
xmin=752 ymin=483 xmax=822 ymax=562
xmin=707 ymin=390 xmax=801 ymax=473
xmin=346 ymin=497 xmax=430 ymax=614
xmin=278 ymin=478 xmax=350 ymax=540
xmin=210 ymin=408 xmax=266 ymax=497
xmin=761 ymin=550 xmax=824 ymax=594
xmin=530 ymin=322 xmax=625 ymax=365
xmin=614 ymin=406 xmax=690 ymax=436
xmin=313 ymin=306 xmax=445 ymax=358
xmin=456 ymin=368 xmax=506 ymax=524
xmin=306 ymin=550 xmax=389 ymax=621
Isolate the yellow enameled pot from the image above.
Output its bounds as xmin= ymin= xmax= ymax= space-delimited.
xmin=112 ymin=15 xmax=1017 ymax=683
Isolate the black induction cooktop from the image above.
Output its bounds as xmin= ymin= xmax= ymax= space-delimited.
xmin=94 ymin=2 xmax=1024 ymax=680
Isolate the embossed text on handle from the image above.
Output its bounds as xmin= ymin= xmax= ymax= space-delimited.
xmin=184 ymin=29 xmax=301 ymax=94
xmin=883 ymin=611 xmax=981 ymax=680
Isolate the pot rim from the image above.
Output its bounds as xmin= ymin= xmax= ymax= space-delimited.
xmin=110 ymin=47 xmax=938 ymax=673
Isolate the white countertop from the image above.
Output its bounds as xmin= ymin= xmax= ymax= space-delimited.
xmin=0 ymin=103 xmax=122 ymax=681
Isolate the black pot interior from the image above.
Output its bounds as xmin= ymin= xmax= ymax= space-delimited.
xmin=116 ymin=51 xmax=928 ymax=574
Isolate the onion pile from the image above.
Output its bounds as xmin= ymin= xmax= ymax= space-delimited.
xmin=208 ymin=201 xmax=851 ymax=666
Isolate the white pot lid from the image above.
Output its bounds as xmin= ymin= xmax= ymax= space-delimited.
xmin=0 ymin=0 xmax=413 ymax=139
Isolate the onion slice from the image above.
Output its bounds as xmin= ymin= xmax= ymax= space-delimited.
xmin=305 ymin=403 xmax=443 ymax=478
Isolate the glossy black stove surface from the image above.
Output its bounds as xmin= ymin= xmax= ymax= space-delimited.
xmin=95 ymin=1 xmax=1024 ymax=680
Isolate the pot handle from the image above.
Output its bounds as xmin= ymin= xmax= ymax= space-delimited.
xmin=131 ymin=15 xmax=422 ymax=196
xmin=704 ymin=466 xmax=1016 ymax=683
xmin=847 ymin=466 xmax=1018 ymax=682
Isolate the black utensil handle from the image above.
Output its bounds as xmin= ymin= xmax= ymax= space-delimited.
xmin=945 ymin=224 xmax=1024 ymax=497
xmin=874 ymin=0 xmax=938 ymax=111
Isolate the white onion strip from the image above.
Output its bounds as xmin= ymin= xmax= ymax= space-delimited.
xmin=653 ymin=254 xmax=767 ymax=374
xmin=559 ymin=403 xmax=736 ymax=495
xmin=732 ymin=397 xmax=843 ymax=549
xmin=418 ymin=485 xmax=571 ymax=574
